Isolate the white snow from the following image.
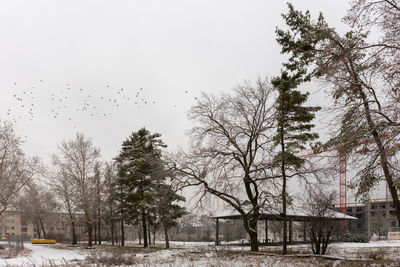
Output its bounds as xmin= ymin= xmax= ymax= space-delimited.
xmin=0 ymin=241 xmax=86 ymax=266
xmin=2 ymin=239 xmax=400 ymax=266
xmin=333 ymin=240 xmax=400 ymax=248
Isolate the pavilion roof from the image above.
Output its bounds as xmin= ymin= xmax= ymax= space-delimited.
xmin=212 ymin=205 xmax=357 ymax=221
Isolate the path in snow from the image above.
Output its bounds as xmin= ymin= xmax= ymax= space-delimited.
xmin=0 ymin=241 xmax=86 ymax=267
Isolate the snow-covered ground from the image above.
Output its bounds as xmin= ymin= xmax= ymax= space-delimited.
xmin=0 ymin=241 xmax=86 ymax=267
xmin=1 ymin=240 xmax=400 ymax=266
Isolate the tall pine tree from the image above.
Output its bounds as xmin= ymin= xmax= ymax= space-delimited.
xmin=271 ymin=71 xmax=320 ymax=255
xmin=115 ymin=128 xmax=166 ymax=248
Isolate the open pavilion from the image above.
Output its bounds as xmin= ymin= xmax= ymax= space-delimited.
xmin=212 ymin=205 xmax=357 ymax=245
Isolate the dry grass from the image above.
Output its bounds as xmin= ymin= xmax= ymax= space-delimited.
xmin=0 ymin=245 xmax=31 ymax=259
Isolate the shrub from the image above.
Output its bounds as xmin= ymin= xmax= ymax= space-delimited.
xmin=365 ymin=247 xmax=386 ymax=260
xmin=86 ymin=250 xmax=138 ymax=266
xmin=342 ymin=233 xmax=370 ymax=243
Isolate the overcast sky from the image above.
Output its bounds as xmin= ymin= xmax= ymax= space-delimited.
xmin=0 ymin=0 xmax=352 ymax=162
xmin=2 ymin=0 xmax=389 ymax=204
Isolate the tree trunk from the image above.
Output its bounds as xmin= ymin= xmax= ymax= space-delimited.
xmin=153 ymin=224 xmax=156 ymax=245
xmin=280 ymin=122 xmax=288 ymax=255
xmin=121 ymin=217 xmax=125 ymax=246
xmin=98 ymin=218 xmax=102 ymax=245
xmin=96 ymin=168 xmax=101 ymax=245
xmin=138 ymin=227 xmax=142 ymax=245
xmin=249 ymin=229 xmax=258 ymax=252
xmin=142 ymin=209 xmax=148 ymax=248
xmin=115 ymin=223 xmax=119 ymax=244
xmin=71 ymin=220 xmax=77 ymax=245
xmin=242 ymin=216 xmax=259 ymax=252
xmin=94 ymin=224 xmax=97 ymax=244
xmin=148 ymin=224 xmax=151 ymax=246
xmin=282 ymin=176 xmax=287 ymax=255
xmin=111 ymin=221 xmax=115 ymax=246
xmin=87 ymin=222 xmax=93 ymax=247
xmin=163 ymin=223 xmax=170 ymax=249
xmin=354 ymin=69 xmax=400 ymax=226
xmin=36 ymin=223 xmax=41 ymax=239
xmin=39 ymin=217 xmax=46 ymax=239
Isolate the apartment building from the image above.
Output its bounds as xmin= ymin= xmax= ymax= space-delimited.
xmin=0 ymin=211 xmax=86 ymax=241
xmin=0 ymin=212 xmax=36 ymax=239
xmin=345 ymin=199 xmax=400 ymax=237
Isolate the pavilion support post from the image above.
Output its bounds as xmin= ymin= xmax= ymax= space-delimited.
xmin=303 ymin=218 xmax=307 ymax=242
xmin=289 ymin=219 xmax=293 ymax=243
xmin=215 ymin=218 xmax=219 ymax=245
xmin=265 ymin=219 xmax=268 ymax=243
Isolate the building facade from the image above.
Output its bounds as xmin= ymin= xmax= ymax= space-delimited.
xmin=345 ymin=199 xmax=400 ymax=237
xmin=0 ymin=211 xmax=86 ymax=241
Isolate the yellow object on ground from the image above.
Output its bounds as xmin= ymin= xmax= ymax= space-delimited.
xmin=1 ymin=237 xmax=6 ymax=240
xmin=30 ymin=239 xmax=56 ymax=244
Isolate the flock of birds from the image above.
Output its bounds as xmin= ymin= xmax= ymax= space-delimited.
xmin=5 ymin=81 xmax=193 ymax=124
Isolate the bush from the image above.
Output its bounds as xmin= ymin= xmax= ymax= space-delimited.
xmin=365 ymin=247 xmax=387 ymax=260
xmin=86 ymin=250 xmax=138 ymax=266
xmin=342 ymin=233 xmax=370 ymax=243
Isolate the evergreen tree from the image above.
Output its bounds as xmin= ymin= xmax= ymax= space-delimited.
xmin=271 ymin=71 xmax=320 ymax=255
xmin=111 ymin=174 xmax=130 ymax=246
xmin=155 ymin=183 xmax=187 ymax=249
xmin=115 ymin=128 xmax=166 ymax=248
xmin=276 ymin=3 xmax=400 ymax=225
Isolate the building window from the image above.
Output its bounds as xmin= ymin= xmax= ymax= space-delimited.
xmin=357 ymin=223 xmax=363 ymax=229
xmin=21 ymin=226 xmax=27 ymax=232
xmin=392 ymin=221 xmax=397 ymax=227
xmin=380 ymin=204 xmax=386 ymax=209
xmin=356 ymin=207 xmax=362 ymax=212
xmin=390 ymin=210 xmax=396 ymax=216
xmin=347 ymin=207 xmax=352 ymax=213
xmin=371 ymin=212 xmax=375 ymax=217
xmin=390 ymin=204 xmax=395 ymax=209
xmin=371 ymin=205 xmax=377 ymax=209
xmin=356 ymin=214 xmax=362 ymax=219
xmin=382 ymin=211 xmax=387 ymax=217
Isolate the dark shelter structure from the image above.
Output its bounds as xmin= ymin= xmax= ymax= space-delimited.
xmin=212 ymin=206 xmax=357 ymax=245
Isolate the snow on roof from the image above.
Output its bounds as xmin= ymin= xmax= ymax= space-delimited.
xmin=212 ymin=204 xmax=357 ymax=220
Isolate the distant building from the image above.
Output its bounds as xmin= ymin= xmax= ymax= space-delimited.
xmin=0 ymin=211 xmax=139 ymax=243
xmin=0 ymin=212 xmax=35 ymax=239
xmin=0 ymin=211 xmax=86 ymax=242
xmin=344 ymin=199 xmax=400 ymax=237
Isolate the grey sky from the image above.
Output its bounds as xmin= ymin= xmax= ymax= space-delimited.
xmin=0 ymin=0 xmax=350 ymax=164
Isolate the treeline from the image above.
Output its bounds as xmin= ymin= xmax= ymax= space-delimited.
xmin=1 ymin=124 xmax=186 ymax=248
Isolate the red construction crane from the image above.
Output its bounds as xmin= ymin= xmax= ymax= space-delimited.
xmin=296 ymin=135 xmax=394 ymax=214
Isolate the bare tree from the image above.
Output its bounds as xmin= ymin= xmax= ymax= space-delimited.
xmin=171 ymin=78 xmax=278 ymax=252
xmin=52 ymin=133 xmax=101 ymax=247
xmin=302 ymin=186 xmax=342 ymax=255
xmin=49 ymin=167 xmax=80 ymax=244
xmin=344 ymin=0 xmax=400 ymax=95
xmin=18 ymin=181 xmax=58 ymax=239
xmin=0 ymin=121 xmax=42 ymax=218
